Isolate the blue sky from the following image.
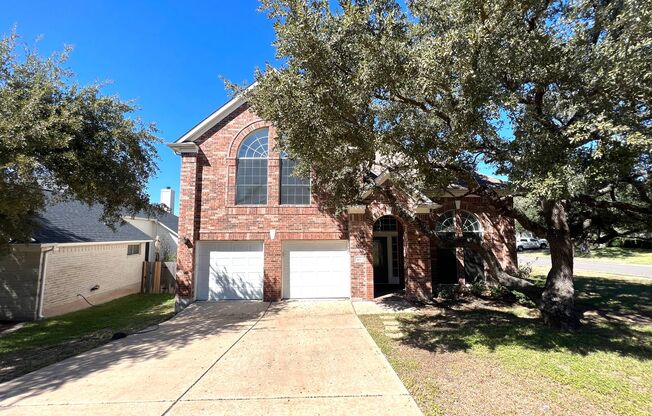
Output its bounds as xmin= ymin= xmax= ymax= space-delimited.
xmin=3 ymin=1 xmax=506 ymax=215
xmin=2 ymin=0 xmax=277 ymax=214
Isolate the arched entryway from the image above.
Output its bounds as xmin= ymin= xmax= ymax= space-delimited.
xmin=372 ymin=215 xmax=405 ymax=297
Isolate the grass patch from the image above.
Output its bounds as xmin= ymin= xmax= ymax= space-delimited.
xmin=0 ymin=293 xmax=174 ymax=381
xmin=360 ymin=315 xmax=443 ymax=416
xmin=361 ymin=273 xmax=652 ymax=416
xmin=527 ymin=247 xmax=652 ymax=264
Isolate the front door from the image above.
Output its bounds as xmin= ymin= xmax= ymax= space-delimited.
xmin=435 ymin=248 xmax=458 ymax=284
xmin=372 ymin=237 xmax=388 ymax=284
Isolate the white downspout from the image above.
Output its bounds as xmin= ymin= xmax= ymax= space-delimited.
xmin=36 ymin=246 xmax=55 ymax=319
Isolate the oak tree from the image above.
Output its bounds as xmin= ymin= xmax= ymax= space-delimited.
xmin=249 ymin=0 xmax=652 ymax=329
xmin=0 ymin=33 xmax=161 ymax=250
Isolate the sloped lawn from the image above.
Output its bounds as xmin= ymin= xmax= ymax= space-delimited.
xmin=0 ymin=293 xmax=174 ymax=382
xmin=360 ymin=273 xmax=652 ymax=416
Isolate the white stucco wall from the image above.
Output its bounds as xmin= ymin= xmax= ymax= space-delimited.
xmin=41 ymin=242 xmax=147 ymax=317
xmin=125 ymin=218 xmax=178 ymax=261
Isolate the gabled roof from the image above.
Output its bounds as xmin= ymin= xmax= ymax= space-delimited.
xmin=31 ymin=200 xmax=152 ymax=245
xmin=170 ymin=83 xmax=257 ymax=148
xmin=125 ymin=210 xmax=179 ymax=235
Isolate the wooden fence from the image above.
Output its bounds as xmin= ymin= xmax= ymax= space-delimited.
xmin=141 ymin=261 xmax=175 ymax=294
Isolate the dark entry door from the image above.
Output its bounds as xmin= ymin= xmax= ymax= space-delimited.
xmin=435 ymin=248 xmax=458 ymax=284
xmin=373 ymin=237 xmax=388 ymax=284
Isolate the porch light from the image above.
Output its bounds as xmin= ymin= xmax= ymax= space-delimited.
xmin=455 ymin=200 xmax=461 ymax=210
xmin=269 ymin=229 xmax=276 ymax=240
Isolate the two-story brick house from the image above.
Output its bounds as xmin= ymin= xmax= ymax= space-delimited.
xmin=169 ymin=89 xmax=517 ymax=309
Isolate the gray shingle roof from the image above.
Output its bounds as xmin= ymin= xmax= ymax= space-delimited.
xmin=32 ymin=200 xmax=152 ymax=244
xmin=125 ymin=210 xmax=179 ymax=234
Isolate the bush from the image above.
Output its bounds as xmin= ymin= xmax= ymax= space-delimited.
xmin=511 ymin=290 xmax=536 ymax=307
xmin=608 ymin=237 xmax=652 ymax=249
xmin=435 ymin=286 xmax=456 ymax=300
xmin=470 ymin=281 xmax=486 ymax=297
xmin=516 ymin=263 xmax=533 ymax=280
xmin=610 ymin=238 xmax=624 ymax=247
xmin=489 ymin=285 xmax=508 ymax=298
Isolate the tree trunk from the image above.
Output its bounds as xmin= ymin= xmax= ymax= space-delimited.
xmin=541 ymin=200 xmax=581 ymax=330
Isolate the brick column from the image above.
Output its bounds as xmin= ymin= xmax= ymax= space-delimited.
xmin=348 ymin=213 xmax=373 ymax=300
xmin=268 ymin=158 xmax=280 ymax=206
xmin=267 ymin=128 xmax=280 ymax=206
xmin=405 ymin=215 xmax=432 ymax=301
xmin=264 ymin=238 xmax=282 ymax=301
xmin=175 ymin=152 xmax=200 ymax=311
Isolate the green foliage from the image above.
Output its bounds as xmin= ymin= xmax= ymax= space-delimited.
xmin=250 ymin=0 xmax=652 ymax=241
xmin=435 ymin=285 xmax=456 ymax=300
xmin=610 ymin=238 xmax=625 ymax=248
xmin=470 ymin=281 xmax=486 ymax=297
xmin=511 ymin=290 xmax=536 ymax=307
xmin=0 ymin=32 xmax=161 ymax=250
xmin=490 ymin=285 xmax=509 ymax=299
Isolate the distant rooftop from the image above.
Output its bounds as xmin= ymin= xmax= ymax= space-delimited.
xmin=31 ymin=200 xmax=152 ymax=244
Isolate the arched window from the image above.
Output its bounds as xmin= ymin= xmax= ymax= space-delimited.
xmin=236 ymin=129 xmax=268 ymax=205
xmin=435 ymin=210 xmax=482 ymax=240
xmin=280 ymin=152 xmax=311 ymax=205
xmin=435 ymin=211 xmax=456 ymax=235
xmin=461 ymin=211 xmax=482 ymax=235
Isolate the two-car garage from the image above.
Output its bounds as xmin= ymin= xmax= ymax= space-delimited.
xmin=194 ymin=240 xmax=350 ymax=301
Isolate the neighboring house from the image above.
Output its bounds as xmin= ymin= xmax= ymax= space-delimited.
xmin=0 ymin=200 xmax=152 ymax=321
xmin=168 ymin=89 xmax=517 ymax=308
xmin=124 ymin=210 xmax=179 ymax=262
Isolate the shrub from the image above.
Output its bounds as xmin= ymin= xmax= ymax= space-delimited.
xmin=435 ymin=286 xmax=456 ymax=300
xmin=516 ymin=264 xmax=533 ymax=280
xmin=511 ymin=290 xmax=536 ymax=307
xmin=489 ymin=285 xmax=508 ymax=298
xmin=470 ymin=281 xmax=486 ymax=297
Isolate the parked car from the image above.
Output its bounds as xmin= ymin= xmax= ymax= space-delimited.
xmin=517 ymin=238 xmax=548 ymax=251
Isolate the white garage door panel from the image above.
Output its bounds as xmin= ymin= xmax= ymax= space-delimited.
xmin=283 ymin=241 xmax=350 ymax=299
xmin=196 ymin=241 xmax=263 ymax=300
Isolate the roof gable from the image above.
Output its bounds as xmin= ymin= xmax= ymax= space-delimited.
xmin=172 ymin=83 xmax=256 ymax=145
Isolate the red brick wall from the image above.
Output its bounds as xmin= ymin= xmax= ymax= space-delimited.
xmin=175 ymin=104 xmax=347 ymax=303
xmin=174 ymin=104 xmax=516 ymax=305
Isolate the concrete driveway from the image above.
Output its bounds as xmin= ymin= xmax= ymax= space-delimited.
xmin=0 ymin=301 xmax=421 ymax=415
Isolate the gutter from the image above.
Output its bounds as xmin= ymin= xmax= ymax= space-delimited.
xmin=35 ymin=245 xmax=55 ymax=320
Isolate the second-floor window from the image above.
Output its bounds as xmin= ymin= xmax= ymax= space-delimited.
xmin=280 ymin=153 xmax=311 ymax=205
xmin=236 ymin=129 xmax=268 ymax=205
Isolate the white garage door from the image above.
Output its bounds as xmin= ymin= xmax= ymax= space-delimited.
xmin=195 ymin=241 xmax=264 ymax=300
xmin=283 ymin=240 xmax=350 ymax=299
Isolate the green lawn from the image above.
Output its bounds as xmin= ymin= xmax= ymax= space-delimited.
xmin=0 ymin=293 xmax=175 ymax=381
xmin=361 ymin=272 xmax=652 ymax=416
xmin=528 ymin=247 xmax=652 ymax=265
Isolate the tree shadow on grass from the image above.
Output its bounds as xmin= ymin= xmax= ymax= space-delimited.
xmin=398 ymin=308 xmax=652 ymax=360
xmin=574 ymin=276 xmax=652 ymax=322
xmin=398 ymin=274 xmax=652 ymax=360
